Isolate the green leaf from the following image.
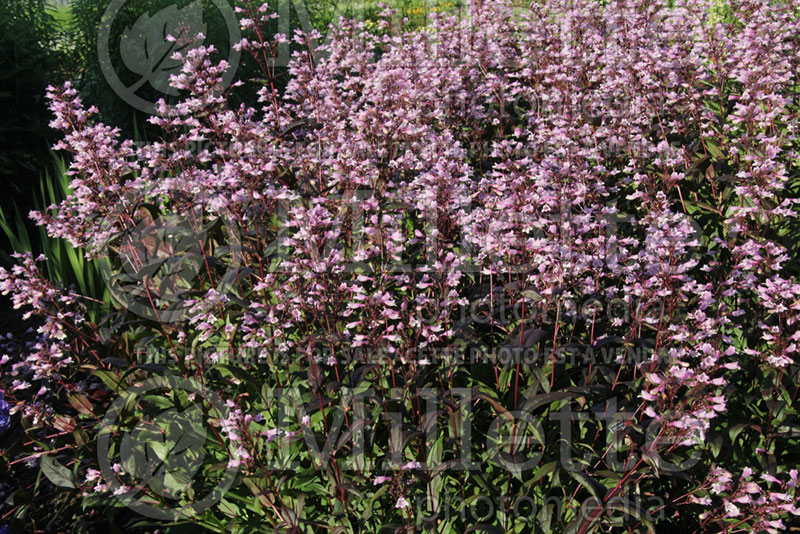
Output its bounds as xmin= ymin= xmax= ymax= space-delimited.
xmin=361 ymin=484 xmax=388 ymax=521
xmin=522 ymin=391 xmax=578 ymax=412
xmin=642 ymin=447 xmax=661 ymax=478
xmin=530 ymin=460 xmax=558 ymax=485
xmin=708 ymin=432 xmax=723 ymax=458
xmin=475 ymin=390 xmax=514 ymax=422
xmin=218 ymin=498 xmax=241 ymax=518
xmin=567 ymin=469 xmax=607 ymax=501
xmin=40 ymin=455 xmax=76 ymax=489
xmin=68 ymin=393 xmax=93 ymax=415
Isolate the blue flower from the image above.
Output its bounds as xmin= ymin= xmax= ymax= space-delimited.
xmin=0 ymin=390 xmax=10 ymax=434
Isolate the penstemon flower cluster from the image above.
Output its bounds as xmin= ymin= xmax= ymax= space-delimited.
xmin=1 ymin=0 xmax=799 ymax=531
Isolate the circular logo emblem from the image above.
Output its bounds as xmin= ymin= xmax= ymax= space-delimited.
xmin=98 ymin=375 xmax=240 ymax=520
xmin=97 ymin=0 xmax=242 ymax=114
